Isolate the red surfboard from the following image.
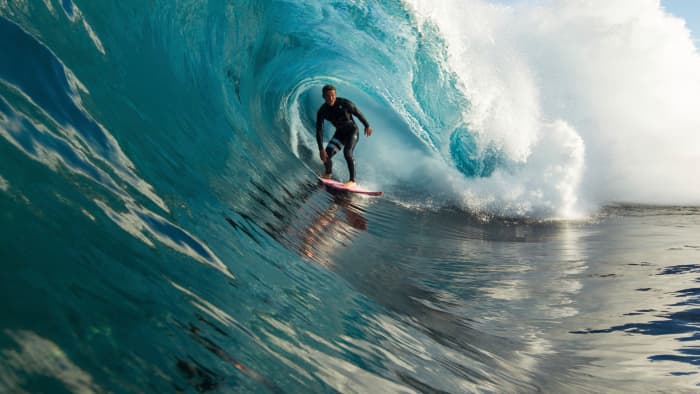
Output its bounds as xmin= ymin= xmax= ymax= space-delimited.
xmin=319 ymin=177 xmax=383 ymax=196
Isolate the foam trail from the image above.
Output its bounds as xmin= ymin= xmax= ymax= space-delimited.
xmin=405 ymin=0 xmax=700 ymax=217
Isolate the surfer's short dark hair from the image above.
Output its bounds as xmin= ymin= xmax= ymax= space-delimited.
xmin=322 ymin=84 xmax=336 ymax=95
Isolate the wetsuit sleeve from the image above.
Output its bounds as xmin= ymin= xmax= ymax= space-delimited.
xmin=316 ymin=107 xmax=325 ymax=151
xmin=348 ymin=100 xmax=370 ymax=128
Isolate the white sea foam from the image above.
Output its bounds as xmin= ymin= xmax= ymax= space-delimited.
xmin=403 ymin=0 xmax=700 ymax=217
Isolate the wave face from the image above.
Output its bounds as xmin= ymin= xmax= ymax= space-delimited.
xmin=2 ymin=0 xmax=700 ymax=393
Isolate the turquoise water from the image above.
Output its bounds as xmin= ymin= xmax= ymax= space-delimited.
xmin=2 ymin=1 xmax=700 ymax=392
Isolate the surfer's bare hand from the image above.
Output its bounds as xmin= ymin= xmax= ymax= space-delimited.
xmin=365 ymin=127 xmax=372 ymax=137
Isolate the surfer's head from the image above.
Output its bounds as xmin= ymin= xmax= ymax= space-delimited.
xmin=322 ymin=84 xmax=337 ymax=106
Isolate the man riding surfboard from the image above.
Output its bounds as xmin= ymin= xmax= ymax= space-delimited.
xmin=316 ymin=85 xmax=373 ymax=188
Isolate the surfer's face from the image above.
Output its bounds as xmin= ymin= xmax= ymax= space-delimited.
xmin=323 ymin=90 xmax=337 ymax=106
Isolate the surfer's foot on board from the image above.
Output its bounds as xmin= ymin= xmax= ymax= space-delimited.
xmin=320 ymin=172 xmax=333 ymax=179
xmin=343 ymin=181 xmax=357 ymax=188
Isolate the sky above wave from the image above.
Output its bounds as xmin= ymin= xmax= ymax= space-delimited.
xmin=663 ymin=0 xmax=700 ymax=41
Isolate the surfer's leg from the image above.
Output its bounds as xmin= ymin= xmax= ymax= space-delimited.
xmin=324 ymin=133 xmax=343 ymax=176
xmin=342 ymin=128 xmax=359 ymax=182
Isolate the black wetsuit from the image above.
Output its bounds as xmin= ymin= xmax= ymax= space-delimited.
xmin=316 ymin=97 xmax=370 ymax=182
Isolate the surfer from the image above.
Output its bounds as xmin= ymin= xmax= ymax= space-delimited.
xmin=316 ymin=84 xmax=372 ymax=187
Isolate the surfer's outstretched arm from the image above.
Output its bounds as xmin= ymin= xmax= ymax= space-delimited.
xmin=348 ymin=101 xmax=372 ymax=136
xmin=348 ymin=101 xmax=369 ymax=128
